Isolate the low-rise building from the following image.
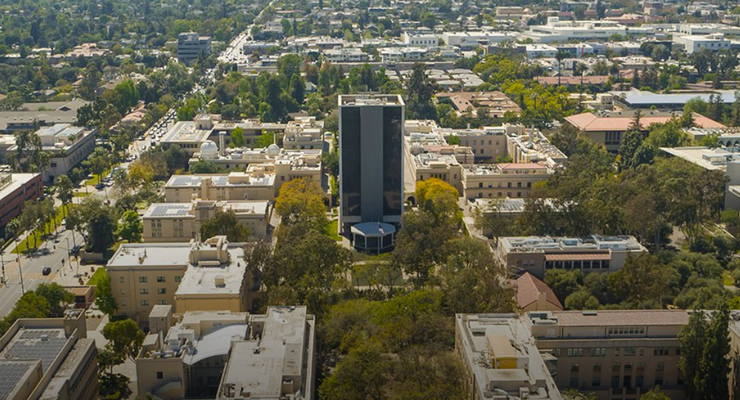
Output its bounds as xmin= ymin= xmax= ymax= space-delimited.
xmin=661 ymin=146 xmax=740 ymax=209
xmin=527 ymin=310 xmax=689 ymax=400
xmin=0 ymin=99 xmax=89 ymax=133
xmin=401 ymin=32 xmax=439 ymax=47
xmin=143 ymin=199 xmax=272 ymax=242
xmin=177 ymin=32 xmax=212 ymax=65
xmin=323 ymin=47 xmax=368 ymax=63
xmin=455 ymin=313 xmax=562 ymax=400
xmin=496 ymin=235 xmax=647 ymax=277
xmin=136 ymin=306 xmax=316 ymax=400
xmin=164 ymin=173 xmax=277 ymax=203
xmin=32 ymin=124 xmax=97 ymax=182
xmin=437 ymin=91 xmax=521 ymax=119
xmin=283 ymin=116 xmax=325 ymax=150
xmin=566 ymin=111 xmax=724 ymax=152
xmin=106 ymin=236 xmax=257 ymax=327
xmin=463 ymin=163 xmax=552 ymax=201
xmin=0 ymin=172 xmax=43 ymax=227
xmin=673 ymin=33 xmax=731 ymax=54
xmin=0 ymin=310 xmax=98 ymax=400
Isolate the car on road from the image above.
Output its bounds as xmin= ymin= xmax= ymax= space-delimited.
xmin=95 ymin=183 xmax=105 ymax=190
xmin=69 ymin=245 xmax=81 ymax=256
xmin=42 ymin=267 xmax=52 ymax=276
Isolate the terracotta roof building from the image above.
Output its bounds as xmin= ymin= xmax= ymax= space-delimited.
xmin=514 ymin=272 xmax=563 ymax=312
xmin=565 ymin=111 xmax=724 ymax=152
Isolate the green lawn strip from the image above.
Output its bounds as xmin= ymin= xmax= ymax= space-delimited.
xmin=87 ymin=268 xmax=107 ymax=286
xmin=323 ymin=219 xmax=341 ymax=241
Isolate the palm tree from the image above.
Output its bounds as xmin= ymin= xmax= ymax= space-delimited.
xmin=555 ymin=51 xmax=568 ymax=86
xmin=55 ymin=176 xmax=74 ymax=217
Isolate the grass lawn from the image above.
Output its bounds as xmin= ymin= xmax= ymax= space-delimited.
xmin=324 ymin=220 xmax=341 ymax=242
xmin=87 ymin=268 xmax=107 ymax=286
xmin=84 ymin=164 xmax=118 ymax=186
xmin=12 ymin=204 xmax=70 ymax=254
xmin=73 ymin=191 xmax=91 ymax=198
xmin=723 ymin=270 xmax=735 ymax=287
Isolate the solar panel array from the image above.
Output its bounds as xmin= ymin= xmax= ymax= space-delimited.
xmin=6 ymin=330 xmax=68 ymax=373
xmin=0 ymin=363 xmax=35 ymax=400
xmin=150 ymin=204 xmax=189 ymax=217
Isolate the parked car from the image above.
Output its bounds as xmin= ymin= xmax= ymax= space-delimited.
xmin=42 ymin=267 xmax=51 ymax=276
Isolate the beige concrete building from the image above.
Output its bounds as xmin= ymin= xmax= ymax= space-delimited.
xmin=455 ymin=313 xmax=562 ymax=400
xmin=161 ymin=114 xmax=287 ymax=156
xmin=284 ymin=116 xmax=325 ymax=150
xmin=463 ymin=163 xmax=552 ymax=200
xmin=173 ymin=147 xmax=323 ymax=201
xmin=164 ymin=173 xmax=276 ymax=203
xmin=448 ymin=126 xmax=509 ymax=162
xmin=142 ymin=199 xmax=272 ymax=242
xmin=106 ymin=236 xmax=257 ymax=327
xmin=496 ymin=235 xmax=647 ymax=278
xmin=136 ymin=306 xmax=316 ymax=400
xmin=0 ymin=310 xmax=98 ymax=400
xmin=527 ymin=310 xmax=689 ymax=400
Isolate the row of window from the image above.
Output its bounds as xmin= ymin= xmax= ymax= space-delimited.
xmin=556 ymin=347 xmax=676 ymax=357
xmin=123 ymin=288 xmax=167 ymax=295
xmin=123 ymin=276 xmax=181 ymax=284
xmin=477 ymin=182 xmax=532 ymax=189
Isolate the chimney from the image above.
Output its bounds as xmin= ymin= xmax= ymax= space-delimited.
xmin=536 ymin=291 xmax=547 ymax=310
xmin=219 ymin=132 xmax=226 ymax=156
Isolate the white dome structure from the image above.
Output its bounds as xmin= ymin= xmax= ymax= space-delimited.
xmin=200 ymin=140 xmax=219 ymax=159
xmin=266 ymin=143 xmax=280 ymax=156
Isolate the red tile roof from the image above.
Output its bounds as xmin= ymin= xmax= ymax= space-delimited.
xmin=515 ymin=272 xmax=563 ymax=311
xmin=566 ymin=112 xmax=725 ymax=132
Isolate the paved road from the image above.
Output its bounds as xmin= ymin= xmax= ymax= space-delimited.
xmin=0 ymin=229 xmax=84 ymax=317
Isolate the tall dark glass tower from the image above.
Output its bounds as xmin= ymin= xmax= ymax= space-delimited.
xmin=338 ymin=95 xmax=404 ymax=234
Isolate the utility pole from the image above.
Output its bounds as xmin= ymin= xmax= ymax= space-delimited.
xmin=16 ymin=254 xmax=25 ymax=295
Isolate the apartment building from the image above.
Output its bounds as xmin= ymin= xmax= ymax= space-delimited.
xmin=463 ymin=163 xmax=551 ymax=200
xmin=106 ymin=236 xmax=256 ymax=327
xmin=401 ymin=32 xmax=439 ymax=47
xmin=496 ymin=235 xmax=648 ymax=278
xmin=142 ymin=199 xmax=272 ymax=242
xmin=0 ymin=172 xmax=43 ymax=227
xmin=527 ymin=310 xmax=689 ymax=400
xmin=177 ymin=32 xmax=212 ymax=65
xmin=136 ymin=306 xmax=316 ymax=400
xmin=0 ymin=310 xmax=98 ymax=400
xmin=455 ymin=313 xmax=563 ymax=400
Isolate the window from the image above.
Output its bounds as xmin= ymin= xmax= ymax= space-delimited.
xmin=158 ymin=300 xmax=167 ymax=305
xmin=592 ymin=378 xmax=601 ymax=387
xmin=593 ymin=363 xmax=602 ymax=373
xmin=157 ymin=288 xmax=166 ymax=294
xmin=175 ymin=276 xmax=182 ymax=283
xmin=140 ymin=288 xmax=149 ymax=295
xmin=615 ymin=348 xmax=620 ymax=356
xmin=157 ymin=276 xmax=166 ymax=283
xmin=571 ymin=363 xmax=580 ymax=373
xmin=657 ymin=362 xmax=665 ymax=371
xmin=570 ymin=377 xmax=579 ymax=388
xmin=119 ymin=277 xmax=125 ymax=284
xmin=653 ymin=348 xmax=669 ymax=356
xmin=140 ymin=300 xmax=149 ymax=306
xmin=553 ymin=348 xmax=561 ymax=357
xmin=612 ymin=363 xmax=621 ymax=373
xmin=623 ymin=347 xmax=636 ymax=356
xmin=567 ymin=348 xmax=584 ymax=357
xmin=139 ymin=276 xmax=148 ymax=283
xmin=120 ymin=289 xmax=126 ymax=295
xmin=590 ymin=348 xmax=606 ymax=357
xmin=157 ymin=371 xmax=163 ymax=379
xmin=636 ymin=375 xmax=644 ymax=387
xmin=121 ymin=300 xmax=127 ymax=307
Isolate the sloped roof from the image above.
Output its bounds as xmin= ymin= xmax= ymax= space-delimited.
xmin=565 ymin=112 xmax=725 ymax=132
xmin=515 ymin=272 xmax=563 ymax=311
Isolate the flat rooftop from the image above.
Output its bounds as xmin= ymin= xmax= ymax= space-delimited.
xmin=500 ymin=235 xmax=646 ymax=253
xmin=661 ymin=146 xmax=737 ymax=171
xmin=0 ymin=328 xmax=69 ymax=374
xmin=220 ymin=306 xmax=309 ymax=399
xmin=530 ymin=310 xmax=690 ymax=327
xmin=166 ymin=173 xmax=275 ymax=188
xmin=175 ymin=247 xmax=246 ymax=296
xmin=0 ymin=173 xmax=39 ymax=200
xmin=338 ymin=94 xmax=405 ymax=106
xmin=162 ymin=121 xmax=211 ymax=143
